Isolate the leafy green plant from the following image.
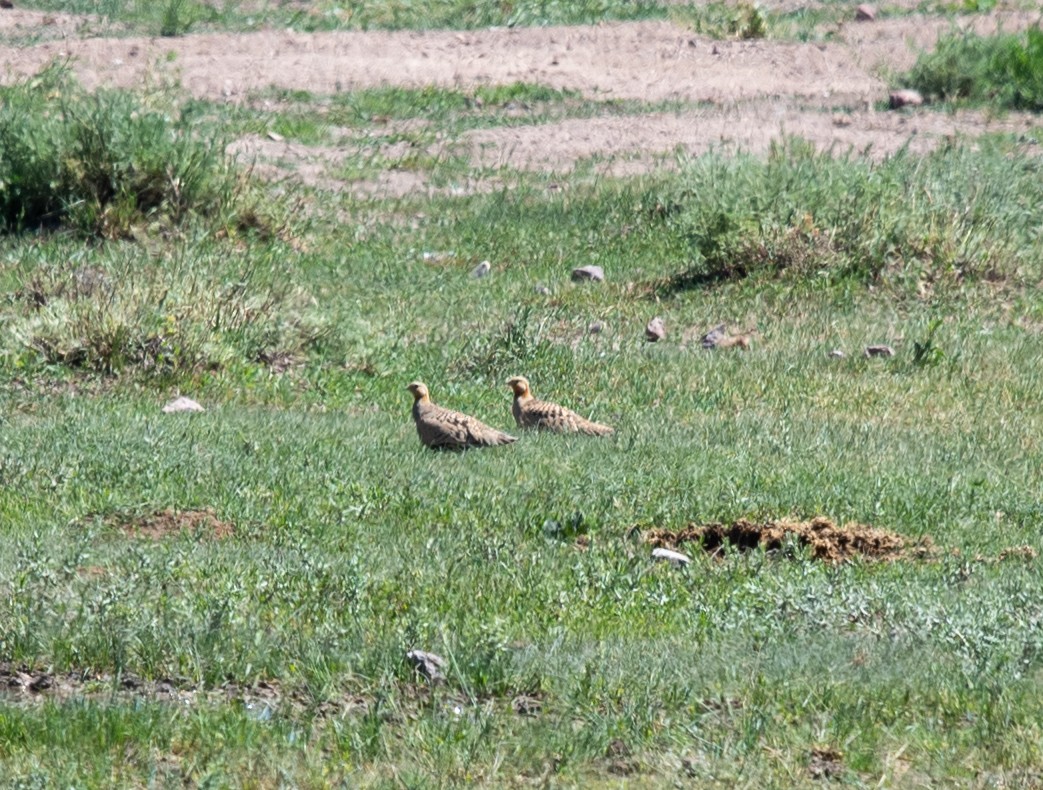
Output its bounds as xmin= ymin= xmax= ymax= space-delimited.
xmin=912 ymin=317 xmax=946 ymax=366
xmin=657 ymin=139 xmax=1037 ymax=290
xmin=903 ymin=28 xmax=1043 ymax=111
xmin=6 ymin=243 xmax=328 ymax=376
xmin=677 ymin=1 xmax=770 ymax=40
xmin=159 ymin=0 xmax=201 ymax=36
xmin=0 ymin=63 xmax=238 ymax=237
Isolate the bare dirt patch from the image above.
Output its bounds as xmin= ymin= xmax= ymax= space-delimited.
xmin=3 ymin=14 xmax=1037 ymax=104
xmin=464 ymin=104 xmax=1040 ymax=173
xmin=106 ymin=507 xmax=235 ymax=540
xmin=0 ymin=10 xmax=1038 ymax=191
xmin=0 ymin=661 xmax=367 ymax=718
xmin=808 ymin=746 xmax=846 ymax=780
xmin=645 ymin=516 xmax=934 ymax=563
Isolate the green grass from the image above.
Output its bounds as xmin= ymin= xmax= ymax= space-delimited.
xmin=15 ymin=0 xmax=670 ymax=35
xmin=902 ymin=26 xmax=1043 ymax=111
xmin=0 ymin=64 xmax=242 ymax=238
xmin=2 ymin=55 xmax=1043 ymax=788
xmin=10 ymin=0 xmax=1033 ymax=43
xmin=204 ymin=82 xmax=695 ymax=189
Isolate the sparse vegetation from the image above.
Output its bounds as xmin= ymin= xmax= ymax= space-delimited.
xmin=1 ymin=6 xmax=1043 ymax=789
xmin=0 ymin=64 xmax=238 ymax=237
xmin=675 ymin=1 xmax=770 ymax=40
xmin=903 ymin=27 xmax=1043 ymax=110
xmin=658 ymin=139 xmax=1040 ymax=289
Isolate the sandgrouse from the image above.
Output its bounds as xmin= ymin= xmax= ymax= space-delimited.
xmin=407 ymin=381 xmax=517 ymax=450
xmin=506 ymin=376 xmax=614 ymax=436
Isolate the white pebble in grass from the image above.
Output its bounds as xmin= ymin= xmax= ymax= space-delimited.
xmin=864 ymin=344 xmax=895 ymax=358
xmin=162 ymin=396 xmax=204 ymax=413
xmin=854 ymin=3 xmax=876 ymax=21
xmin=571 ymin=265 xmax=604 ymax=282
xmin=829 ymin=349 xmax=845 ymax=359
xmin=406 ymin=650 xmax=447 ymax=682
xmin=471 ymin=260 xmax=491 ymax=278
xmin=652 ymin=547 xmax=691 ymax=566
xmin=700 ymin=323 xmax=727 ymax=349
xmin=645 ymin=316 xmax=666 ymax=342
xmin=889 ymin=89 xmax=923 ymax=109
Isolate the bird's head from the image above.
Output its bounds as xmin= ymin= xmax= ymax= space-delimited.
xmin=407 ymin=381 xmax=430 ymax=402
xmin=506 ymin=376 xmax=531 ymax=398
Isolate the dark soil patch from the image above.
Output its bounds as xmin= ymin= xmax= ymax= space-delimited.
xmin=645 ymin=516 xmax=933 ymax=563
xmin=808 ymin=746 xmax=845 ymax=780
xmin=995 ymin=545 xmax=1038 ymax=562
xmin=108 ymin=507 xmax=235 ymax=540
xmin=0 ymin=661 xmax=367 ymax=718
xmin=604 ymin=739 xmax=639 ymax=777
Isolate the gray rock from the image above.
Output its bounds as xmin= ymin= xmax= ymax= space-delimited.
xmin=828 ymin=349 xmax=845 ymax=359
xmin=701 ymin=323 xmax=727 ymax=349
xmin=645 ymin=317 xmax=666 ymax=342
xmin=571 ymin=265 xmax=605 ymax=282
xmin=889 ymin=89 xmax=924 ymax=109
xmin=588 ymin=320 xmax=605 ymax=334
xmin=470 ymin=260 xmax=491 ymax=278
xmin=855 ymin=3 xmax=876 ymax=21
xmin=162 ymin=396 xmax=204 ymax=413
xmin=864 ymin=344 xmax=895 ymax=358
xmin=406 ymin=650 xmax=447 ymax=682
xmin=534 ymin=284 xmax=551 ymax=295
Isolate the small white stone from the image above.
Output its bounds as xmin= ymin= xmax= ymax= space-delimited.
xmin=701 ymin=323 xmax=727 ymax=349
xmin=162 ymin=396 xmax=204 ymax=414
xmin=471 ymin=260 xmax=491 ymax=278
xmin=828 ymin=349 xmax=845 ymax=359
xmin=889 ymin=89 xmax=924 ymax=109
xmin=645 ymin=317 xmax=666 ymax=342
xmin=652 ymin=547 xmax=691 ymax=566
xmin=855 ymin=3 xmax=876 ymax=21
xmin=864 ymin=344 xmax=895 ymax=358
xmin=406 ymin=650 xmax=447 ymax=682
xmin=571 ymin=265 xmax=605 ymax=282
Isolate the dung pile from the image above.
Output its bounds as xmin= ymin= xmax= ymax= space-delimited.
xmin=645 ymin=516 xmax=932 ymax=564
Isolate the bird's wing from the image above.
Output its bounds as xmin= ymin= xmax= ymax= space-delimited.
xmin=521 ymin=398 xmax=613 ymax=436
xmin=421 ymin=404 xmax=516 ymax=448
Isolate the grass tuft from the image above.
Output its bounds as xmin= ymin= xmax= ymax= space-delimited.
xmin=3 ymin=242 xmax=328 ymax=377
xmin=0 ymin=63 xmax=238 ymax=238
xmin=903 ymin=27 xmax=1043 ymax=111
xmin=656 ymin=139 xmax=1041 ymax=291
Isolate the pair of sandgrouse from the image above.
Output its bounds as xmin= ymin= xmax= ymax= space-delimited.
xmin=407 ymin=376 xmax=613 ymax=450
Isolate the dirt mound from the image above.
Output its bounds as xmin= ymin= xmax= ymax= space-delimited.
xmin=108 ymin=507 xmax=234 ymax=540
xmin=645 ymin=516 xmax=931 ymax=563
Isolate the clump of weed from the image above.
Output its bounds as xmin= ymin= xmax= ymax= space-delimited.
xmin=159 ymin=0 xmax=207 ymax=36
xmin=457 ymin=307 xmax=554 ymax=378
xmin=6 ymin=243 xmax=329 ymax=376
xmin=676 ymin=1 xmax=769 ymax=40
xmin=655 ymin=139 xmax=1039 ymax=292
xmin=903 ymin=28 xmax=1043 ymax=111
xmin=0 ymin=63 xmax=238 ymax=238
xmin=912 ymin=317 xmax=947 ymax=367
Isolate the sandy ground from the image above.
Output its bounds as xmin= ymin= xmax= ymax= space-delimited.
xmin=1 ymin=7 xmax=1039 ymax=194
